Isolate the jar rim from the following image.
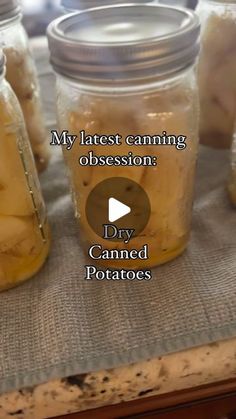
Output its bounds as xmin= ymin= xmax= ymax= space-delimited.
xmin=0 ymin=0 xmax=21 ymax=22
xmin=47 ymin=3 xmax=200 ymax=83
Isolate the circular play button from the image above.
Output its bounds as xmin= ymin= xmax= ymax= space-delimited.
xmin=86 ymin=177 xmax=151 ymax=241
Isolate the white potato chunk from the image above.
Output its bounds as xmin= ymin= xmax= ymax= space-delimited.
xmin=0 ymin=215 xmax=37 ymax=257
xmin=0 ymin=129 xmax=34 ymax=216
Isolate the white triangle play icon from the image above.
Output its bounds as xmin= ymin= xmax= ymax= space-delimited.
xmin=108 ymin=198 xmax=131 ymax=223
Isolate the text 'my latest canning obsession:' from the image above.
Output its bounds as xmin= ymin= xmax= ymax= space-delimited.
xmin=50 ymin=129 xmax=188 ymax=168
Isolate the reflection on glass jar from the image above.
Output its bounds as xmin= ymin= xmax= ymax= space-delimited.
xmin=0 ymin=0 xmax=50 ymax=172
xmin=197 ymin=0 xmax=236 ymax=149
xmin=0 ymin=51 xmax=50 ymax=291
xmin=48 ymin=4 xmax=200 ymax=269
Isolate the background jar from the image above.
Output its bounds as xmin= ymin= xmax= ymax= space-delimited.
xmin=48 ymin=4 xmax=200 ymax=269
xmin=0 ymin=50 xmax=50 ymax=291
xmin=196 ymin=0 xmax=236 ymax=149
xmin=0 ymin=0 xmax=50 ymax=172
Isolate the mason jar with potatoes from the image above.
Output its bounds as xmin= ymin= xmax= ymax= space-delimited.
xmin=0 ymin=50 xmax=50 ymax=291
xmin=197 ymin=0 xmax=236 ymax=149
xmin=48 ymin=4 xmax=200 ymax=269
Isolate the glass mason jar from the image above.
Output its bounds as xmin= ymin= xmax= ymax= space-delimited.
xmin=196 ymin=0 xmax=236 ymax=149
xmin=228 ymin=139 xmax=236 ymax=206
xmin=48 ymin=4 xmax=200 ymax=269
xmin=0 ymin=0 xmax=50 ymax=172
xmin=0 ymin=50 xmax=50 ymax=291
xmin=61 ymin=0 xmax=159 ymax=13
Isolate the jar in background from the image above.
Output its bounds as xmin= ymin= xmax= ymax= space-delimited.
xmin=61 ymin=0 xmax=159 ymax=13
xmin=0 ymin=0 xmax=50 ymax=172
xmin=196 ymin=0 xmax=236 ymax=149
xmin=48 ymin=5 xmax=200 ymax=269
xmin=228 ymin=138 xmax=236 ymax=206
xmin=0 ymin=50 xmax=50 ymax=291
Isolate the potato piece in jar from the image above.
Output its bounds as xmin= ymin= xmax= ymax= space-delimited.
xmin=0 ymin=266 xmax=5 ymax=284
xmin=228 ymin=163 xmax=236 ymax=206
xmin=0 ymin=129 xmax=34 ymax=216
xmin=67 ymin=98 xmax=146 ymax=187
xmin=4 ymin=46 xmax=50 ymax=172
xmin=0 ymin=215 xmax=34 ymax=254
xmin=0 ymin=218 xmax=50 ymax=291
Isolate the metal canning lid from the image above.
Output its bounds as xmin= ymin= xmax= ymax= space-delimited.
xmin=0 ymin=49 xmax=5 ymax=75
xmin=47 ymin=4 xmax=200 ymax=83
xmin=0 ymin=0 xmax=21 ymax=22
xmin=61 ymin=0 xmax=157 ymax=12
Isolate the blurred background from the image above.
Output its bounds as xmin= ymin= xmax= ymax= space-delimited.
xmin=21 ymin=0 xmax=197 ymax=37
xmin=22 ymin=0 xmax=59 ymax=11
xmin=22 ymin=0 xmax=61 ymax=36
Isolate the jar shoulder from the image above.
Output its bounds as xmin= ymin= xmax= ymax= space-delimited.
xmin=0 ymin=18 xmax=29 ymax=49
xmin=0 ymin=79 xmax=25 ymax=127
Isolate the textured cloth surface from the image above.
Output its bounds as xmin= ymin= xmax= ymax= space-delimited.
xmin=0 ymin=39 xmax=235 ymax=395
